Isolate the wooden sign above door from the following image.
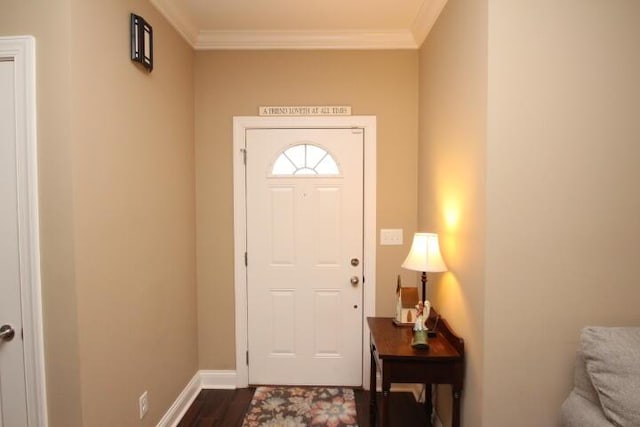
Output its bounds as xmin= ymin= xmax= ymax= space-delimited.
xmin=259 ymin=105 xmax=352 ymax=116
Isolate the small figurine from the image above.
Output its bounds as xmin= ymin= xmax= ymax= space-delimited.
xmin=413 ymin=300 xmax=431 ymax=332
xmin=414 ymin=301 xmax=424 ymax=331
xmin=412 ymin=300 xmax=431 ymax=350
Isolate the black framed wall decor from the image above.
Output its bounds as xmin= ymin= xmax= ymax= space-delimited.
xmin=130 ymin=13 xmax=153 ymax=72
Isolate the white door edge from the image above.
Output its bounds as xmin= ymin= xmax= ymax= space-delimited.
xmin=0 ymin=36 xmax=48 ymax=426
xmin=233 ymin=116 xmax=376 ymax=389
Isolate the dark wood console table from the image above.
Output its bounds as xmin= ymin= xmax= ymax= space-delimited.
xmin=368 ymin=310 xmax=464 ymax=426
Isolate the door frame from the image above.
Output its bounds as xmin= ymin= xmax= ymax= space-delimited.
xmin=0 ymin=36 xmax=48 ymax=426
xmin=233 ymin=116 xmax=376 ymax=388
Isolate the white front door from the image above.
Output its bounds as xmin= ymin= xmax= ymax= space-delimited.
xmin=246 ymin=128 xmax=364 ymax=386
xmin=0 ymin=59 xmax=29 ymax=427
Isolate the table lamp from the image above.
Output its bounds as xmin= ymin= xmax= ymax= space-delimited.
xmin=401 ymin=232 xmax=448 ymax=304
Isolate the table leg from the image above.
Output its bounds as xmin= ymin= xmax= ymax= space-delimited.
xmin=452 ymin=388 xmax=462 ymax=427
xmin=370 ymin=348 xmax=377 ymax=423
xmin=382 ymin=374 xmax=391 ymax=427
xmin=424 ymin=383 xmax=433 ymax=425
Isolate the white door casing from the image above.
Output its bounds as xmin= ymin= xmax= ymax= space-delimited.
xmin=246 ymin=128 xmax=363 ymax=385
xmin=0 ymin=36 xmax=47 ymax=427
xmin=0 ymin=52 xmax=29 ymax=427
xmin=233 ymin=116 xmax=376 ymax=389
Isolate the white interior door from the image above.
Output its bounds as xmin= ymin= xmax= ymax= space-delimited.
xmin=246 ymin=128 xmax=364 ymax=386
xmin=0 ymin=59 xmax=29 ymax=427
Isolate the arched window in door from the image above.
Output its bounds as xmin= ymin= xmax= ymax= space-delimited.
xmin=270 ymin=144 xmax=341 ymax=176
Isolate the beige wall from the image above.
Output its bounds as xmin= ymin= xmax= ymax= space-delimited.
xmin=418 ymin=0 xmax=488 ymax=425
xmin=69 ymin=1 xmax=197 ymax=425
xmin=0 ymin=1 xmax=83 ymax=425
xmin=420 ymin=0 xmax=640 ymax=426
xmin=3 ymin=0 xmax=197 ymax=425
xmin=484 ymin=1 xmax=640 ymax=426
xmin=10 ymin=1 xmax=638 ymax=425
xmin=195 ymin=50 xmax=419 ymax=368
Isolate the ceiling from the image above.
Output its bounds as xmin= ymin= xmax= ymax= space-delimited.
xmin=149 ymin=0 xmax=448 ymax=50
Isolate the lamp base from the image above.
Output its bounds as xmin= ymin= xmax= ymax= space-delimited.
xmin=411 ymin=330 xmax=429 ymax=350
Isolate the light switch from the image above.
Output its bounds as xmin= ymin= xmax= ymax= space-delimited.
xmin=380 ymin=229 xmax=403 ymax=246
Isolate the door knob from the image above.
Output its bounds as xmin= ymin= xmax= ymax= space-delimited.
xmin=350 ymin=258 xmax=360 ymax=267
xmin=0 ymin=324 xmax=15 ymax=342
xmin=350 ymin=276 xmax=360 ymax=286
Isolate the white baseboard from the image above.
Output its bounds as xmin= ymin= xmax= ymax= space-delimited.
xmin=200 ymin=370 xmax=237 ymax=389
xmin=156 ymin=370 xmax=238 ymax=427
xmin=375 ymin=372 xmax=424 ymax=401
xmin=156 ymin=372 xmax=201 ymax=427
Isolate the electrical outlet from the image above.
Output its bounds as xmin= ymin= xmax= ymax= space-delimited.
xmin=139 ymin=391 xmax=149 ymax=419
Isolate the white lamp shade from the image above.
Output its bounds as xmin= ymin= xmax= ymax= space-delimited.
xmin=402 ymin=233 xmax=448 ymax=273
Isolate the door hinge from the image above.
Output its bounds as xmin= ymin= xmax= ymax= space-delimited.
xmin=241 ymin=148 xmax=247 ymax=165
xmin=244 ymin=251 xmax=248 ymax=266
xmin=246 ymin=350 xmax=249 ymax=365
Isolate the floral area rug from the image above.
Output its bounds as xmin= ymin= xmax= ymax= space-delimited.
xmin=241 ymin=386 xmax=358 ymax=427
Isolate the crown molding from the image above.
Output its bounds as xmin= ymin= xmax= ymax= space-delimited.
xmin=149 ymin=0 xmax=199 ymax=46
xmin=149 ymin=0 xmax=446 ymax=50
xmin=194 ymin=30 xmax=418 ymax=50
xmin=412 ymin=0 xmax=449 ymax=47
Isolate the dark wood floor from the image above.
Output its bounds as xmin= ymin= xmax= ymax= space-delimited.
xmin=178 ymin=388 xmax=430 ymax=427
